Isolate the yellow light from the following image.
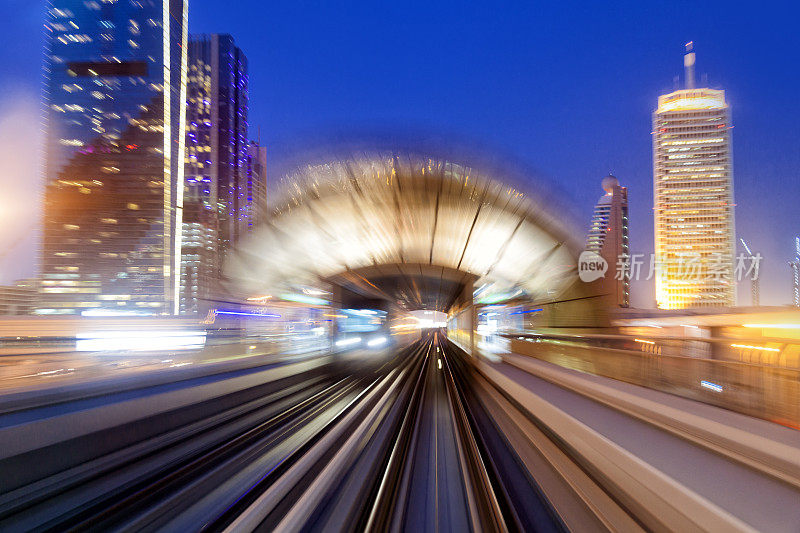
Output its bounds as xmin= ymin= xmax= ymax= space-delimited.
xmin=742 ymin=324 xmax=800 ymax=329
xmin=730 ymin=344 xmax=780 ymax=352
xmin=657 ymin=89 xmax=726 ymax=112
xmin=635 ymin=339 xmax=655 ymax=345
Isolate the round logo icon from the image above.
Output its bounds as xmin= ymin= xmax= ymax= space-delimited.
xmin=578 ymin=251 xmax=608 ymax=282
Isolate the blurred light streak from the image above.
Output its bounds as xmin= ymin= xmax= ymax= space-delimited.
xmin=335 ymin=337 xmax=361 ymax=347
xmin=246 ymin=295 xmax=272 ymax=302
xmin=81 ymin=309 xmax=155 ymax=317
xmin=215 ymin=310 xmax=281 ymax=318
xmin=367 ymin=336 xmax=387 ymax=347
xmin=700 ymin=380 xmax=724 ymax=393
xmin=301 ymin=288 xmax=330 ymax=296
xmin=76 ymin=330 xmax=207 ymax=351
xmin=730 ymin=343 xmax=780 ymax=352
xmin=510 ymin=308 xmax=543 ymax=315
xmin=280 ymin=293 xmax=329 ymax=305
xmin=743 ymin=324 xmax=800 ymax=329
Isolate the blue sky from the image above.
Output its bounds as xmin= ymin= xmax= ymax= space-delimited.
xmin=1 ymin=0 xmax=798 ymax=306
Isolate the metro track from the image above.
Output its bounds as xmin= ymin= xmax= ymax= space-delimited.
xmin=0 ymin=335 xmax=569 ymax=532
xmin=2 ymin=333 xmax=795 ymax=531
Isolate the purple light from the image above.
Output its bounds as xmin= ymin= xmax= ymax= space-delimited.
xmin=215 ymin=310 xmax=281 ymax=318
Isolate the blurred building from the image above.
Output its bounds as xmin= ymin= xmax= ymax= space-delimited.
xmin=791 ymin=237 xmax=799 ymax=307
xmin=40 ymin=1 xmax=189 ymax=316
xmin=586 ymin=175 xmax=629 ymax=307
xmin=653 ymin=43 xmax=736 ymax=309
xmin=0 ymin=280 xmax=39 ymax=316
xmin=181 ymin=34 xmax=251 ymax=314
xmin=243 ymin=141 xmax=268 ymax=231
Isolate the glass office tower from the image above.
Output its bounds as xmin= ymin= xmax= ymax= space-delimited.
xmin=586 ymin=175 xmax=630 ymax=307
xmin=40 ymin=1 xmax=189 ymax=315
xmin=244 ymin=141 xmax=267 ymax=232
xmin=653 ymin=44 xmax=736 ymax=309
xmin=181 ymin=34 xmax=249 ymax=314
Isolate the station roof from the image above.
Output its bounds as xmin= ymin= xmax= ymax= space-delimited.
xmin=227 ymin=152 xmax=583 ymax=311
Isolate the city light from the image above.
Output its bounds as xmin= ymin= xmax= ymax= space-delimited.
xmin=215 ymin=310 xmax=281 ymax=318
xmin=335 ymin=337 xmax=361 ymax=347
xmin=367 ymin=337 xmax=387 ymax=347
xmin=743 ymin=324 xmax=800 ymax=329
xmin=700 ymin=380 xmax=724 ymax=393
xmin=1 ymin=2 xmax=799 ymax=530
xmin=246 ymin=295 xmax=273 ymax=302
xmin=730 ymin=343 xmax=781 ymax=352
xmin=280 ymin=293 xmax=329 ymax=306
xmin=75 ymin=330 xmax=207 ymax=352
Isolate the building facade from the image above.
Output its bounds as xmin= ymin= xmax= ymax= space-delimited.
xmin=586 ymin=175 xmax=630 ymax=307
xmin=0 ymin=280 xmax=39 ymax=316
xmin=40 ymin=0 xmax=189 ymax=315
xmin=243 ymin=141 xmax=268 ymax=232
xmin=653 ymin=44 xmax=736 ymax=309
xmin=181 ymin=34 xmax=250 ymax=314
xmin=792 ymin=237 xmax=799 ymax=307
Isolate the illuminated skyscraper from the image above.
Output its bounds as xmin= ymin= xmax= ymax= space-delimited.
xmin=40 ymin=1 xmax=189 ymax=315
xmin=181 ymin=34 xmax=250 ymax=314
xmin=586 ymin=175 xmax=629 ymax=307
xmin=243 ymin=141 xmax=268 ymax=231
xmin=791 ymin=237 xmax=800 ymax=307
xmin=653 ymin=43 xmax=735 ymax=309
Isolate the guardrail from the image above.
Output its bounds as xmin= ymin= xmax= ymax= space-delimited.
xmin=506 ymin=333 xmax=800 ymax=428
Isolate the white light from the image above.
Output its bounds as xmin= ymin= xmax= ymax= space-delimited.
xmin=700 ymin=380 xmax=723 ymax=393
xmin=335 ymin=337 xmax=361 ymax=347
xmin=730 ymin=343 xmax=780 ymax=352
xmin=81 ymin=309 xmax=153 ymax=317
xmin=437 ymin=358 xmax=442 ymax=370
xmin=302 ymin=288 xmax=329 ymax=296
xmin=367 ymin=337 xmax=387 ymax=347
xmin=76 ymin=330 xmax=206 ymax=352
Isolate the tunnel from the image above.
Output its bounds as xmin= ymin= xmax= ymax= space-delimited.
xmin=226 ymin=150 xmax=611 ymax=351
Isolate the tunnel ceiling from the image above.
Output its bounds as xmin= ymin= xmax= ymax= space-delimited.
xmin=226 ymin=152 xmax=583 ymax=311
xmin=328 ymin=263 xmax=477 ymax=312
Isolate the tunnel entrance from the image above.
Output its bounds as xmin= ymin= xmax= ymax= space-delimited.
xmin=226 ymin=150 xmax=609 ymax=352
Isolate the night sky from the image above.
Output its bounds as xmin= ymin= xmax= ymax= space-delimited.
xmin=1 ymin=0 xmax=798 ymax=307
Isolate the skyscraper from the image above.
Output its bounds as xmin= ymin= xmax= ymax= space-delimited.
xmin=586 ymin=175 xmax=629 ymax=307
xmin=653 ymin=43 xmax=736 ymax=309
xmin=244 ymin=141 xmax=268 ymax=231
xmin=181 ymin=34 xmax=250 ymax=314
xmin=791 ymin=237 xmax=800 ymax=307
xmin=40 ymin=1 xmax=189 ymax=315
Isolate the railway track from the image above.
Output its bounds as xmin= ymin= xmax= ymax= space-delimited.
xmin=5 ymin=332 xmax=788 ymax=531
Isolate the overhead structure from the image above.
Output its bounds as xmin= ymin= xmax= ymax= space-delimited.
xmin=226 ymin=151 xmax=586 ymax=313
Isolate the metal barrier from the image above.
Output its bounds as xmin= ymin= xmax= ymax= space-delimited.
xmin=507 ymin=334 xmax=800 ymax=428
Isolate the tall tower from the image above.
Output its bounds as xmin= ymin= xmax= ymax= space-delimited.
xmin=181 ymin=34 xmax=250 ymax=314
xmin=244 ymin=141 xmax=268 ymax=231
xmin=791 ymin=237 xmax=800 ymax=307
xmin=40 ymin=1 xmax=189 ymax=315
xmin=586 ymin=175 xmax=630 ymax=307
xmin=653 ymin=43 xmax=736 ymax=309
xmin=740 ymin=239 xmax=759 ymax=307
